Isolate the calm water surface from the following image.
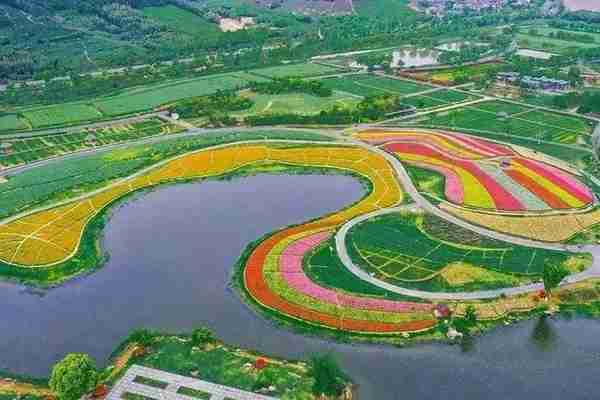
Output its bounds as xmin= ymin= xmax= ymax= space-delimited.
xmin=2 ymin=174 xmax=600 ymax=400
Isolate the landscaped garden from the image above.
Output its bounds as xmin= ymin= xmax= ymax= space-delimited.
xmin=346 ymin=211 xmax=590 ymax=292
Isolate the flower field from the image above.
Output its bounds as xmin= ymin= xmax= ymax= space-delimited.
xmin=354 ymin=129 xmax=594 ymax=212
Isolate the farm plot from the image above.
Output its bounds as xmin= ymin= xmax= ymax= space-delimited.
xmin=320 ymin=74 xmax=434 ymax=98
xmin=21 ymin=104 xmax=103 ymax=128
xmin=0 ymin=114 xmax=28 ymax=133
xmin=94 ymin=73 xmax=252 ymax=116
xmin=142 ymin=5 xmax=219 ymax=36
xmin=355 ymin=129 xmax=594 ymax=212
xmin=346 ymin=212 xmax=584 ymax=292
xmin=234 ymin=91 xmax=360 ymax=116
xmin=401 ymin=89 xmax=475 ymax=110
xmin=248 ymin=63 xmax=342 ymax=79
xmin=423 ymin=100 xmax=594 ymax=146
xmin=0 ymin=120 xmax=181 ymax=169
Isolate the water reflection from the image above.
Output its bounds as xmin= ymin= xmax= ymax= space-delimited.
xmin=531 ymin=316 xmax=557 ymax=352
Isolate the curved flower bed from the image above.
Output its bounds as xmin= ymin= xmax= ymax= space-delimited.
xmin=355 ymin=129 xmax=594 ymax=213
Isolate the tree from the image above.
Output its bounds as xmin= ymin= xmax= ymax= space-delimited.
xmin=542 ymin=263 xmax=569 ymax=296
xmin=309 ymin=354 xmax=347 ymax=397
xmin=50 ymin=354 xmax=98 ymax=400
xmin=128 ymin=328 xmax=155 ymax=347
xmin=464 ymin=305 xmax=477 ymax=326
xmin=191 ymin=327 xmax=215 ymax=347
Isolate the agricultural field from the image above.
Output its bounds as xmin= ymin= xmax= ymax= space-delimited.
xmin=142 ymin=5 xmax=220 ymax=36
xmin=516 ymin=32 xmax=598 ymax=53
xmin=0 ymin=119 xmax=182 ymax=169
xmin=401 ymin=89 xmax=476 ymax=110
xmin=320 ymin=74 xmax=435 ymax=98
xmin=355 ymin=129 xmax=594 ymax=212
xmin=21 ymin=104 xmax=103 ymax=128
xmin=0 ymin=114 xmax=28 ymax=132
xmin=94 ymin=73 xmax=254 ymax=116
xmin=234 ymin=91 xmax=360 ymax=116
xmin=346 ymin=212 xmax=587 ymax=292
xmin=420 ymin=100 xmax=594 ymax=146
xmin=407 ymin=63 xmax=504 ymax=85
xmin=248 ymin=63 xmax=342 ymax=79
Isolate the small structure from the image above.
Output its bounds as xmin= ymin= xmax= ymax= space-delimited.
xmin=433 ymin=303 xmax=452 ymax=319
xmin=170 ymin=112 xmax=180 ymax=121
xmin=85 ymin=133 xmax=98 ymax=146
xmin=254 ymin=358 xmax=268 ymax=370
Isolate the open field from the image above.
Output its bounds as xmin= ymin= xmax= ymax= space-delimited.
xmin=401 ymin=89 xmax=476 ymax=110
xmin=248 ymin=63 xmax=342 ymax=79
xmin=320 ymin=74 xmax=434 ymax=98
xmin=355 ymin=129 xmax=594 ymax=212
xmin=235 ymin=91 xmax=360 ymax=116
xmin=142 ymin=5 xmax=219 ymax=36
xmin=346 ymin=212 xmax=582 ymax=291
xmin=22 ymin=104 xmax=103 ymax=128
xmin=419 ymin=100 xmax=594 ymax=146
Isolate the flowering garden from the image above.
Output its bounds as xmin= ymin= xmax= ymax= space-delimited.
xmin=354 ymin=129 xmax=594 ymax=212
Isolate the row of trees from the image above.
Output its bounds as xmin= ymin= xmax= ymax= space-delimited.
xmin=248 ymin=77 xmax=332 ymax=97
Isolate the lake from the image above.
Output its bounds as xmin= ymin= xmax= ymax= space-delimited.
xmin=2 ymin=174 xmax=600 ymax=400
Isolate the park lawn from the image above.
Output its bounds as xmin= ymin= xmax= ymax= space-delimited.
xmin=249 ymin=63 xmax=341 ymax=79
xmin=0 ymin=114 xmax=28 ymax=132
xmin=21 ymin=104 xmax=102 ymax=128
xmin=142 ymin=5 xmax=219 ymax=36
xmin=95 ymin=73 xmax=252 ymax=116
xmin=235 ymin=91 xmax=359 ymax=116
xmin=402 ymin=90 xmax=473 ymax=109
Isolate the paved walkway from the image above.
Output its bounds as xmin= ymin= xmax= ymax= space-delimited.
xmin=107 ymin=365 xmax=279 ymax=400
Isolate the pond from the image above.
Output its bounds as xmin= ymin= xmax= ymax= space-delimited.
xmin=2 ymin=174 xmax=600 ymax=400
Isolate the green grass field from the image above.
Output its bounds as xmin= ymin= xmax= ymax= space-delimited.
xmin=95 ymin=73 xmax=252 ymax=116
xmin=249 ymin=63 xmax=341 ymax=79
xmin=422 ymin=100 xmax=594 ymax=146
xmin=234 ymin=91 xmax=359 ymax=116
xmin=21 ymin=104 xmax=102 ymax=128
xmin=346 ymin=212 xmax=579 ymax=292
xmin=516 ymin=32 xmax=598 ymax=53
xmin=142 ymin=5 xmax=220 ymax=36
xmin=0 ymin=114 xmax=27 ymax=132
xmin=401 ymin=89 xmax=474 ymax=110
xmin=321 ymin=74 xmax=434 ymax=98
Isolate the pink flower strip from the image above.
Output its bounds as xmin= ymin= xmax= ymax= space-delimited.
xmin=280 ymin=232 xmax=433 ymax=313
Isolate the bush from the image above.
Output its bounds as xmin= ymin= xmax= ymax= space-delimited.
xmin=50 ymin=354 xmax=98 ymax=400
xmin=128 ymin=328 xmax=156 ymax=347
